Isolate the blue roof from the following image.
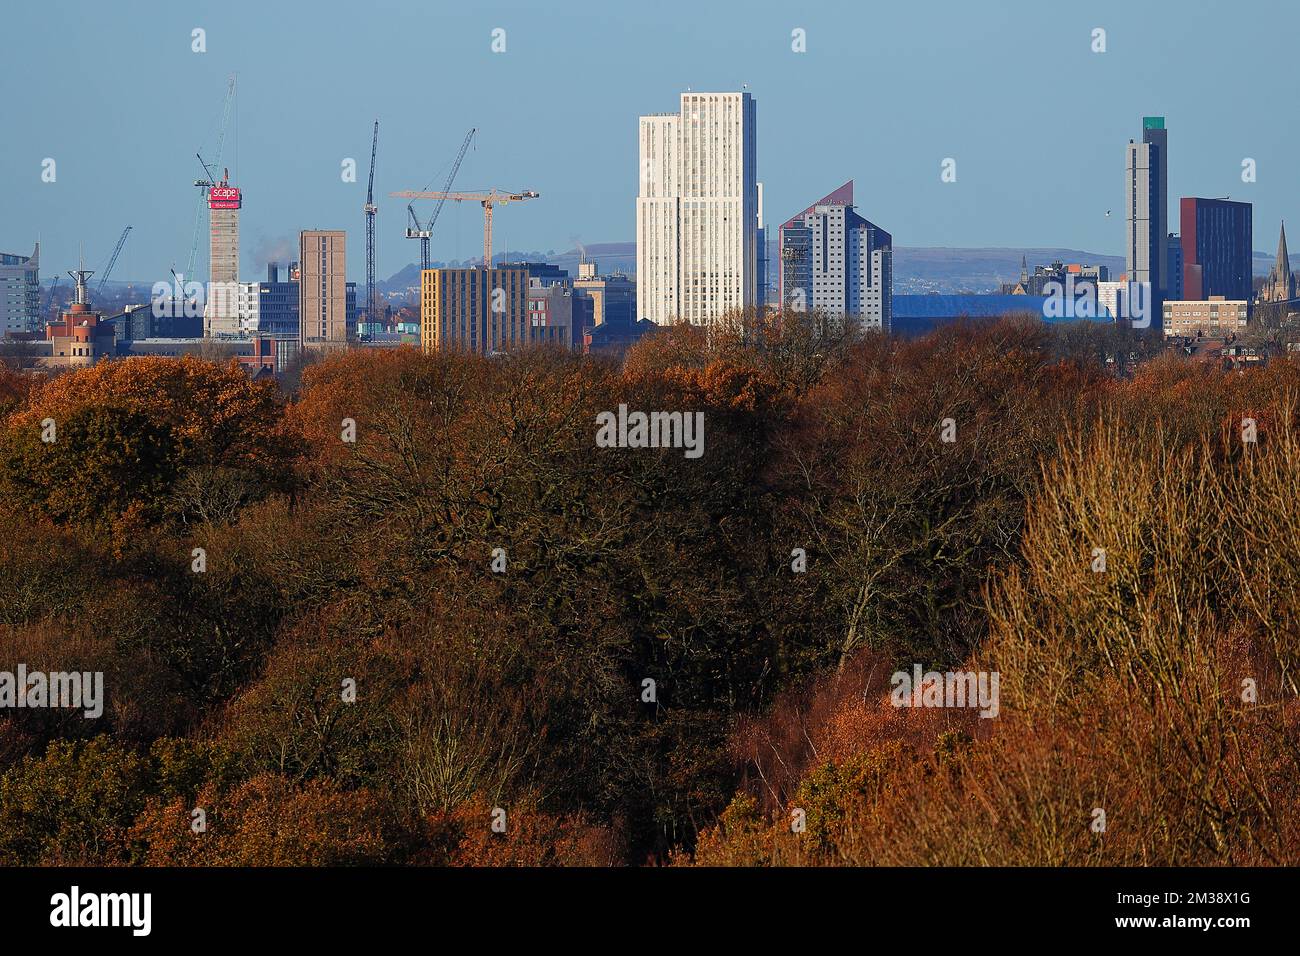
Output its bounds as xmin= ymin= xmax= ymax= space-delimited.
xmin=893 ymin=294 xmax=1053 ymax=319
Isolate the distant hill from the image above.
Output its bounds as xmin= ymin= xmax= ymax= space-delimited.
xmin=1253 ymin=249 xmax=1282 ymax=276
xmin=380 ymin=243 xmax=635 ymax=293
xmin=84 ymin=242 xmax=1285 ymax=299
xmin=892 ymin=248 xmax=1122 ymax=294
xmin=894 ymin=246 xmax=1283 ymax=292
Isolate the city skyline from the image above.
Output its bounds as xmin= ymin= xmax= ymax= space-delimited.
xmin=3 ymin=0 xmax=1298 ymax=287
xmin=3 ymin=0 xmax=1300 ymax=909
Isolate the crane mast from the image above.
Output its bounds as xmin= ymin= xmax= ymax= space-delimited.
xmin=405 ymin=128 xmax=476 ymax=272
xmin=364 ymin=119 xmax=379 ymax=327
xmin=96 ymin=226 xmax=133 ymax=298
xmin=185 ymin=75 xmax=236 ymax=284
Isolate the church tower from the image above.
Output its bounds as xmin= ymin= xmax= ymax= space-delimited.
xmin=1263 ymin=222 xmax=1296 ymax=303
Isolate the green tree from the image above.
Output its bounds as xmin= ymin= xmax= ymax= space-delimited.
xmin=1 ymin=403 xmax=178 ymax=527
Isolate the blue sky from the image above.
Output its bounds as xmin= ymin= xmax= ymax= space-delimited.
xmin=1 ymin=0 xmax=1293 ymax=284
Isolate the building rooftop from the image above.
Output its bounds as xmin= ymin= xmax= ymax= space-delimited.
xmin=893 ymin=294 xmax=1055 ymax=319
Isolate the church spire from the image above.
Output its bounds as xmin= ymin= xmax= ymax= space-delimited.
xmin=1276 ymin=222 xmax=1295 ymax=300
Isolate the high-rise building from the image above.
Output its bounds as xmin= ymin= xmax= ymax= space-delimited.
xmin=777 ymin=181 xmax=892 ymax=331
xmin=1126 ymin=117 xmax=1168 ymax=301
xmin=420 ymin=266 xmax=530 ymax=354
xmin=1179 ymin=198 xmax=1251 ymax=302
xmin=205 ymin=173 xmax=242 ymax=336
xmin=298 ymin=230 xmax=349 ymax=348
xmin=0 ymin=243 xmax=40 ymax=337
xmin=636 ymin=91 xmax=759 ymax=325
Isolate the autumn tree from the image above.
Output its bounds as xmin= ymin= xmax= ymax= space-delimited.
xmin=0 ymin=403 xmax=178 ymax=528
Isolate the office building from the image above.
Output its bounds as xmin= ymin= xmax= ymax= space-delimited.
xmin=778 ymin=181 xmax=892 ymax=331
xmin=1179 ymin=198 xmax=1251 ymax=302
xmin=574 ymin=261 xmax=637 ymax=327
xmin=237 ymin=282 xmax=261 ymax=335
xmin=1162 ymin=296 xmax=1249 ymax=338
xmin=253 ymin=262 xmax=301 ymax=337
xmin=1126 ymin=117 xmax=1168 ymax=299
xmin=1 ymin=244 xmax=40 ymax=337
xmin=298 ymin=230 xmax=349 ymax=348
xmin=420 ymin=266 xmax=530 ymax=354
xmin=636 ymin=90 xmax=759 ymax=325
xmin=106 ymin=302 xmax=203 ymax=341
xmin=528 ymin=278 xmax=592 ymax=349
xmin=573 ymin=260 xmax=645 ymax=355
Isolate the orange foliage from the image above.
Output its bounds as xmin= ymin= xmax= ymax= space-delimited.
xmin=128 ymin=775 xmax=396 ymax=866
xmin=420 ymin=801 xmax=620 ymax=867
xmin=7 ymin=355 xmax=297 ymax=483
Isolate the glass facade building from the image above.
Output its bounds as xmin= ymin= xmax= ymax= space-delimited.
xmin=1179 ymin=198 xmax=1252 ymax=303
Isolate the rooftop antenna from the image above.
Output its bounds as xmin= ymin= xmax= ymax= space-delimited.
xmin=67 ymin=243 xmax=94 ymax=306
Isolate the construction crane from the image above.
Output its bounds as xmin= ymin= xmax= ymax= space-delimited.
xmin=184 ymin=75 xmax=236 ymax=283
xmin=404 ymin=128 xmax=475 ymax=271
xmin=95 ymin=226 xmax=133 ymax=298
xmin=43 ymin=275 xmax=60 ymax=320
xmin=364 ymin=120 xmax=379 ymax=326
xmin=391 ymin=186 xmax=538 ymax=269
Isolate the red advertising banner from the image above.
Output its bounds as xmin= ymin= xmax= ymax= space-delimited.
xmin=208 ymin=186 xmax=242 ymax=209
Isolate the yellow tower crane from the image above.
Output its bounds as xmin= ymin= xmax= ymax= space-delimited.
xmin=389 ymin=188 xmax=539 ymax=269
